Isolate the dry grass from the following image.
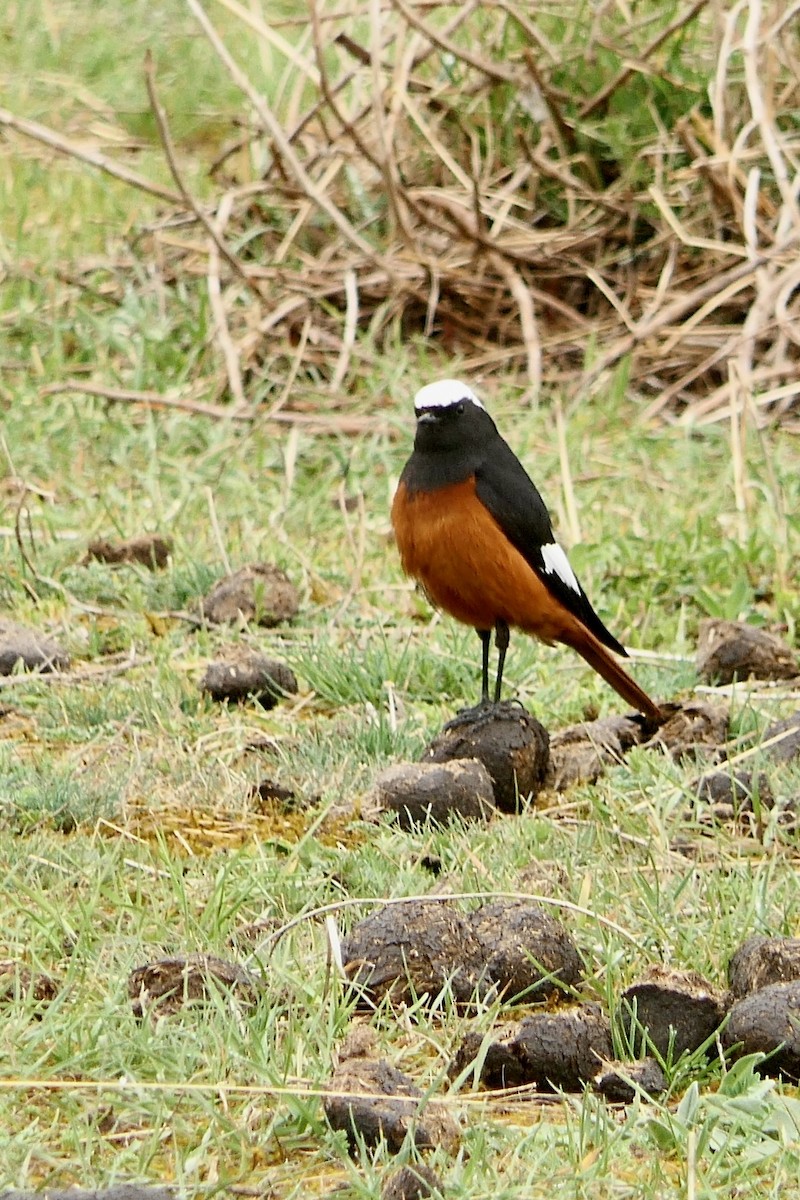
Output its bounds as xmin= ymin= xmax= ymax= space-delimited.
xmin=6 ymin=0 xmax=800 ymax=432
xmin=6 ymin=0 xmax=799 ymax=428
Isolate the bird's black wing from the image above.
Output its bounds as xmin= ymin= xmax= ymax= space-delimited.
xmin=474 ymin=435 xmax=627 ymax=656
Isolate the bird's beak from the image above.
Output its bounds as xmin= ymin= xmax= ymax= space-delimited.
xmin=415 ymin=409 xmax=438 ymax=424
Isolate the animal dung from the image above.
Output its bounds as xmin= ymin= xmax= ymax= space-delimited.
xmin=382 ymin=1163 xmax=444 ymax=1200
xmin=251 ymin=777 xmax=298 ymax=808
xmin=692 ymin=768 xmax=778 ymax=830
xmin=83 ymin=534 xmax=172 ymax=570
xmin=548 ymin=712 xmax=651 ymax=790
xmin=728 ymin=936 xmax=800 ymax=999
xmin=128 ymin=953 xmax=263 ymax=1019
xmin=422 ymin=703 xmax=550 ymax=813
xmin=200 ymin=652 xmax=297 ymax=708
xmin=618 ymin=966 xmax=727 ymax=1059
xmin=0 ymin=619 xmax=69 ymax=675
xmin=760 ymin=713 xmax=800 ymax=764
xmin=592 ymin=1056 xmax=667 ymax=1102
xmin=199 ymin=562 xmax=299 ymax=626
xmin=0 ymin=959 xmax=60 ymax=1011
xmin=324 ymin=1028 xmax=460 ymax=1155
xmin=341 ymin=900 xmax=488 ymax=1008
xmin=722 ymin=980 xmax=800 ymax=1081
xmin=466 ymin=899 xmax=584 ymax=1001
xmin=372 ymin=759 xmax=496 ymax=827
xmin=644 ymin=699 xmax=729 ymax=763
xmin=696 ymin=618 xmax=799 ymax=685
xmin=450 ymin=1002 xmax=613 ymax=1092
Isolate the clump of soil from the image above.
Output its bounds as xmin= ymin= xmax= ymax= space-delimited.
xmin=0 ymin=960 xmax=60 ymax=1010
xmin=341 ymin=900 xmax=488 ymax=1008
xmin=83 ymin=534 xmax=172 ymax=570
xmin=728 ymin=936 xmax=800 ymax=999
xmin=722 ymin=980 xmax=800 ymax=1080
xmin=450 ymin=1002 xmax=613 ymax=1092
xmin=548 ymin=712 xmax=652 ymax=790
xmin=200 ymin=652 xmax=297 ymax=708
xmin=422 ymin=703 xmax=550 ymax=812
xmin=128 ymin=953 xmax=263 ymax=1019
xmin=324 ymin=1027 xmax=460 ymax=1155
xmin=0 ymin=619 xmax=69 ymax=675
xmin=467 ymin=899 xmax=583 ymax=1002
xmin=372 ymin=759 xmax=496 ymax=828
xmin=618 ymin=966 xmax=727 ymax=1059
xmin=200 ymin=563 xmax=299 ymax=626
xmin=382 ymin=1163 xmax=444 ymax=1200
xmin=645 ymin=700 xmax=729 ymax=763
xmin=593 ymin=1057 xmax=667 ymax=1102
xmin=696 ymin=619 xmax=799 ymax=685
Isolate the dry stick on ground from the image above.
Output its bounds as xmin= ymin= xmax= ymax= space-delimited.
xmin=40 ymin=379 xmax=389 ymax=434
xmin=41 ymin=380 xmax=255 ymax=421
xmin=313 ymin=0 xmax=481 ymax=170
xmin=0 ymin=106 xmax=182 ymax=205
xmin=143 ymin=50 xmax=266 ymax=306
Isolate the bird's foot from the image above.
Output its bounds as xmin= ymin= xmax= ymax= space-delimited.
xmin=442 ymin=698 xmax=527 ymax=732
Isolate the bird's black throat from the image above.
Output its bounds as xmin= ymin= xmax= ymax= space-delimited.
xmin=400 ymin=403 xmax=497 ymax=495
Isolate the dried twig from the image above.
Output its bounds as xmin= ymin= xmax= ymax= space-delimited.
xmin=0 ymin=106 xmax=182 ymax=204
xmin=41 ymin=380 xmax=255 ymax=421
xmin=41 ymin=379 xmax=388 ymax=434
xmin=143 ymin=50 xmax=265 ymax=303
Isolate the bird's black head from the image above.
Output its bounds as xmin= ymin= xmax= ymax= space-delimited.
xmin=401 ymin=379 xmax=497 ymax=492
xmin=412 ymin=379 xmax=495 ymax=459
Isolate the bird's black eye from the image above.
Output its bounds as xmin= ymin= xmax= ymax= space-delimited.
xmin=455 ymin=402 xmax=465 ymax=415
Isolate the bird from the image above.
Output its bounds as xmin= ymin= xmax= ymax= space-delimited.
xmin=391 ymin=378 xmax=663 ymax=723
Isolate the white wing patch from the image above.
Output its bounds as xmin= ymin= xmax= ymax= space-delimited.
xmin=541 ymin=542 xmax=580 ymax=594
xmin=414 ymin=378 xmax=485 ymax=412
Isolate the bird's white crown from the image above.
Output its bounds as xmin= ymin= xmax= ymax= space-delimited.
xmin=413 ymin=379 xmax=484 ymax=413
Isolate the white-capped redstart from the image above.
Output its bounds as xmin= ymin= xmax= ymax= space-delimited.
xmin=391 ymin=379 xmax=662 ymax=722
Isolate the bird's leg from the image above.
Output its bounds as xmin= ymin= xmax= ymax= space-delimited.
xmin=443 ymin=624 xmax=519 ymax=731
xmin=442 ymin=629 xmax=492 ymax=730
xmin=494 ymin=619 xmax=510 ymax=704
xmin=479 ymin=628 xmax=491 ymax=705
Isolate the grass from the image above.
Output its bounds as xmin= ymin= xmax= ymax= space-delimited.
xmin=2 ymin=1 xmax=800 ymax=1197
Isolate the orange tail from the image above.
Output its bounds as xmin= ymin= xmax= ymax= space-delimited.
xmin=561 ymin=626 xmax=664 ymax=724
